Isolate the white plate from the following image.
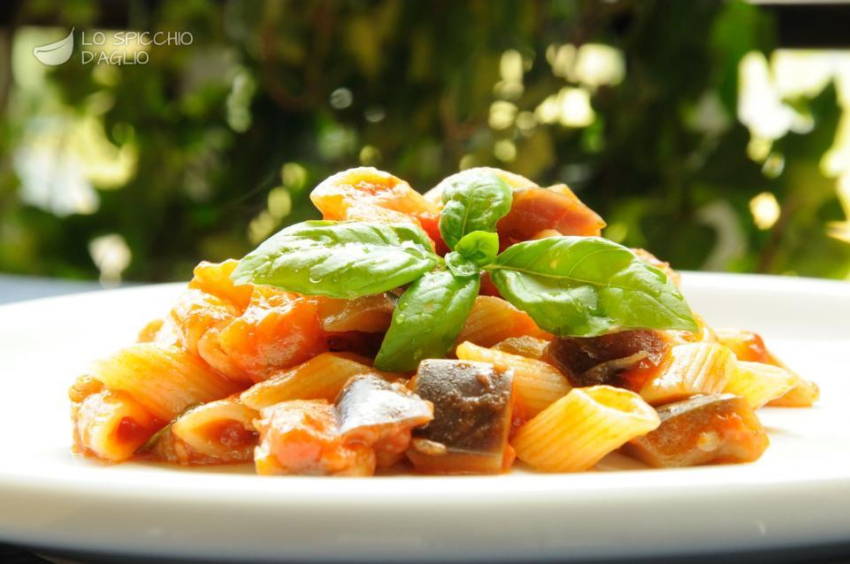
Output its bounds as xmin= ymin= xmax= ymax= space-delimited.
xmin=1 ymin=273 xmax=849 ymax=562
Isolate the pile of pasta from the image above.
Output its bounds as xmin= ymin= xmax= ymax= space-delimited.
xmin=69 ymin=167 xmax=818 ymax=476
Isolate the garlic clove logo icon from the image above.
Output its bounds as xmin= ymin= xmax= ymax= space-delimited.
xmin=33 ymin=29 xmax=74 ymax=66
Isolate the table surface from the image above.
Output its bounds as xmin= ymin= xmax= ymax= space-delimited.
xmin=0 ymin=274 xmax=105 ymax=305
xmin=1 ymin=273 xmax=849 ymax=564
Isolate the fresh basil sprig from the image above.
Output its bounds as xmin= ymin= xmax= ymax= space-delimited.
xmin=374 ymin=270 xmax=480 ymax=372
xmin=487 ymin=236 xmax=699 ymax=336
xmin=231 ymin=221 xmax=439 ymax=299
xmin=438 ymin=169 xmax=513 ymax=250
xmin=454 ymin=230 xmax=499 ymax=267
xmin=233 ymin=170 xmax=699 ymax=373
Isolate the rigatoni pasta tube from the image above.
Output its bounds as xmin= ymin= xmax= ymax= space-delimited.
xmin=455 ymin=341 xmax=571 ymax=418
xmin=724 ymin=361 xmax=799 ymax=409
xmin=90 ymin=343 xmax=242 ymax=421
xmin=240 ymin=352 xmax=380 ymax=410
xmin=72 ymin=390 xmax=158 ymax=462
xmin=512 ymin=385 xmax=660 ymax=473
xmin=640 ymin=343 xmax=735 ymax=406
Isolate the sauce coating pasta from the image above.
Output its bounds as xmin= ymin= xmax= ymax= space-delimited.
xmin=69 ymin=167 xmax=816 ymax=475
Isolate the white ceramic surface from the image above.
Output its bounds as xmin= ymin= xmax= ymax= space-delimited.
xmin=1 ymin=273 xmax=849 ymax=562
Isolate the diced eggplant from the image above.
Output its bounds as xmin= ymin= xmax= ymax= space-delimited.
xmin=336 ymin=374 xmax=434 ymax=467
xmin=543 ymin=330 xmax=669 ymax=390
xmin=317 ymin=294 xmax=395 ymax=333
xmin=623 ymin=394 xmax=769 ymax=468
xmin=254 ymin=376 xmax=432 ymax=476
xmin=324 ymin=331 xmax=385 ymax=358
xmin=407 ymin=360 xmax=514 ymax=474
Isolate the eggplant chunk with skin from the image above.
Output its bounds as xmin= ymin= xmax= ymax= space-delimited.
xmin=336 ymin=374 xmax=434 ymax=468
xmin=254 ymin=376 xmax=432 ymax=476
xmin=543 ymin=330 xmax=670 ymax=391
xmin=407 ymin=360 xmax=515 ymax=474
xmin=254 ymin=400 xmax=375 ymax=476
xmin=623 ymin=394 xmax=769 ymax=468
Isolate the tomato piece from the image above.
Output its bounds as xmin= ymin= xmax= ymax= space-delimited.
xmin=199 ymin=291 xmax=325 ymax=383
xmin=310 ymin=167 xmax=438 ymax=222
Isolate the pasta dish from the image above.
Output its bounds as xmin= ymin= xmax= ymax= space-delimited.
xmin=69 ymin=167 xmax=818 ymax=476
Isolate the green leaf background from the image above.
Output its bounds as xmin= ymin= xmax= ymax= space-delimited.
xmin=1 ymin=1 xmax=848 ymax=283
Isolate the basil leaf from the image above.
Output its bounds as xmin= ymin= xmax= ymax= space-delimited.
xmin=445 ymin=251 xmax=479 ymax=277
xmin=455 ymin=230 xmax=499 ymax=266
xmin=489 ymin=236 xmax=698 ymax=336
xmin=232 ymin=221 xmax=439 ymax=299
xmin=375 ymin=270 xmax=480 ymax=372
xmin=438 ymin=170 xmax=513 ymax=250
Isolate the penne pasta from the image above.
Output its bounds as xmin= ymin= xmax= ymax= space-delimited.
xmin=512 ymin=385 xmax=660 ymax=473
xmin=497 ymin=184 xmax=605 ymax=249
xmin=715 ymin=328 xmax=818 ymax=408
xmin=492 ymin=336 xmax=550 ymax=359
xmin=90 ymin=343 xmax=242 ymax=422
xmin=768 ymin=379 xmax=820 ymax=408
xmin=137 ymin=319 xmax=164 ymax=343
xmin=137 ymin=317 xmax=181 ymax=346
xmin=72 ymin=389 xmax=159 ymax=462
xmin=170 ymin=288 xmax=240 ymax=358
xmin=456 ymin=341 xmax=571 ymax=419
xmin=456 ymin=296 xmax=550 ymax=349
xmin=724 ymin=361 xmax=799 ymax=409
xmin=65 ymin=166 xmax=818 ymax=477
xmin=714 ymin=327 xmax=773 ymax=363
xmin=639 ymin=343 xmax=735 ymax=406
xmin=240 ymin=352 xmax=382 ymax=410
xmin=188 ymin=259 xmax=253 ymax=312
xmin=310 ymin=167 xmax=439 ymax=222
xmin=156 ymin=397 xmax=259 ymax=465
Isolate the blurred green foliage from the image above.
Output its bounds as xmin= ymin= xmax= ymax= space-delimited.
xmin=1 ymin=0 xmax=849 ymax=282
